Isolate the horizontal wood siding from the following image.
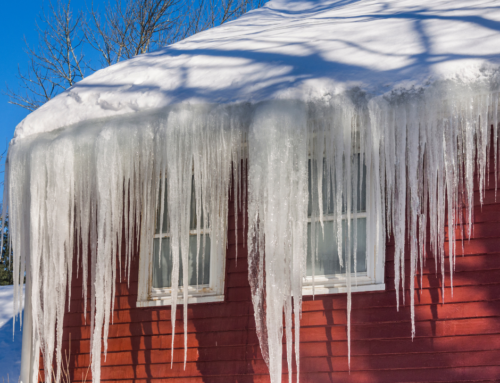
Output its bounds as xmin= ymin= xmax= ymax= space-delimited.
xmin=41 ymin=166 xmax=500 ymax=383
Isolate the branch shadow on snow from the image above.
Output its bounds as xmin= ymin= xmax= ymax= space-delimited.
xmin=65 ymin=0 xmax=500 ymax=113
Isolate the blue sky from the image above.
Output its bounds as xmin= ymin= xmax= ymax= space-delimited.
xmin=0 ymin=0 xmax=106 ymax=151
xmin=0 ymin=1 xmax=39 ymax=149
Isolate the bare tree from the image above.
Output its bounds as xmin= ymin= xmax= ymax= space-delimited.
xmin=190 ymin=0 xmax=267 ymax=34
xmin=83 ymin=0 xmax=186 ymax=67
xmin=5 ymin=0 xmax=86 ymax=111
xmin=5 ymin=0 xmax=266 ymax=112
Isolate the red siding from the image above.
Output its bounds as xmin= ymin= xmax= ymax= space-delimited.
xmin=41 ymin=167 xmax=500 ymax=383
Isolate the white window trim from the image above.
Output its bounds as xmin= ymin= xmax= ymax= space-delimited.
xmin=137 ymin=197 xmax=227 ymax=308
xmin=137 ymin=229 xmax=227 ymax=307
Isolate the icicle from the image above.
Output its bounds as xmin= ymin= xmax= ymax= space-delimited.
xmin=248 ymin=100 xmax=308 ymax=382
xmin=6 ymin=80 xmax=500 ymax=383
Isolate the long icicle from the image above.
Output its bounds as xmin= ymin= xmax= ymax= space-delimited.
xmin=5 ymin=84 xmax=499 ymax=383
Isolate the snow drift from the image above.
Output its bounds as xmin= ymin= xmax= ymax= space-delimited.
xmin=0 ymin=285 xmax=23 ymax=383
xmin=5 ymin=0 xmax=500 ymax=383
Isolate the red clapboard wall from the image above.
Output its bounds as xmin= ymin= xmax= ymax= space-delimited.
xmin=40 ymin=159 xmax=500 ymax=383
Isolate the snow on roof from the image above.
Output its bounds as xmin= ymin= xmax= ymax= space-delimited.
xmin=14 ymin=0 xmax=500 ymax=139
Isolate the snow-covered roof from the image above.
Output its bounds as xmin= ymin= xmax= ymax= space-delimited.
xmin=14 ymin=0 xmax=500 ymax=138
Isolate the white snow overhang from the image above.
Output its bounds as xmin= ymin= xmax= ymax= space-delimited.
xmin=13 ymin=0 xmax=500 ymax=140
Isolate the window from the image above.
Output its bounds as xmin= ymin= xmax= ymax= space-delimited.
xmin=303 ymin=158 xmax=385 ymax=295
xmin=137 ymin=178 xmax=226 ymax=307
xmin=137 ymin=156 xmax=384 ymax=308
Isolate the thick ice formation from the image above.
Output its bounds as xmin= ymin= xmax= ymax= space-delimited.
xmin=6 ymin=79 xmax=500 ymax=383
xmin=6 ymin=0 xmax=500 ymax=382
xmin=5 ymin=106 xmax=247 ymax=383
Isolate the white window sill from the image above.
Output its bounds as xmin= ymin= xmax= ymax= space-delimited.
xmin=302 ymin=282 xmax=385 ymax=296
xmin=137 ymin=293 xmax=225 ymax=307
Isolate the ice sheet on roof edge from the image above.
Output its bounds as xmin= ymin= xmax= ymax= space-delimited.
xmin=13 ymin=0 xmax=500 ymax=139
xmin=6 ymin=76 xmax=500 ymax=383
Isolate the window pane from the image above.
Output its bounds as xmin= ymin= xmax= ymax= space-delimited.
xmin=152 ymin=235 xmax=211 ymax=288
xmin=189 ymin=181 xmax=204 ymax=230
xmin=155 ymin=183 xmax=168 ymax=235
xmin=308 ymin=157 xmax=366 ymax=216
xmin=155 ymin=177 xmax=203 ymax=234
xmin=306 ymin=218 xmax=367 ymax=277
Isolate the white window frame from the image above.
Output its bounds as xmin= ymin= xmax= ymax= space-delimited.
xmin=302 ymin=161 xmax=385 ymax=296
xmin=137 ymin=154 xmax=385 ymax=306
xmin=137 ymin=187 xmax=226 ymax=308
xmin=302 ymin=212 xmax=385 ymax=295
